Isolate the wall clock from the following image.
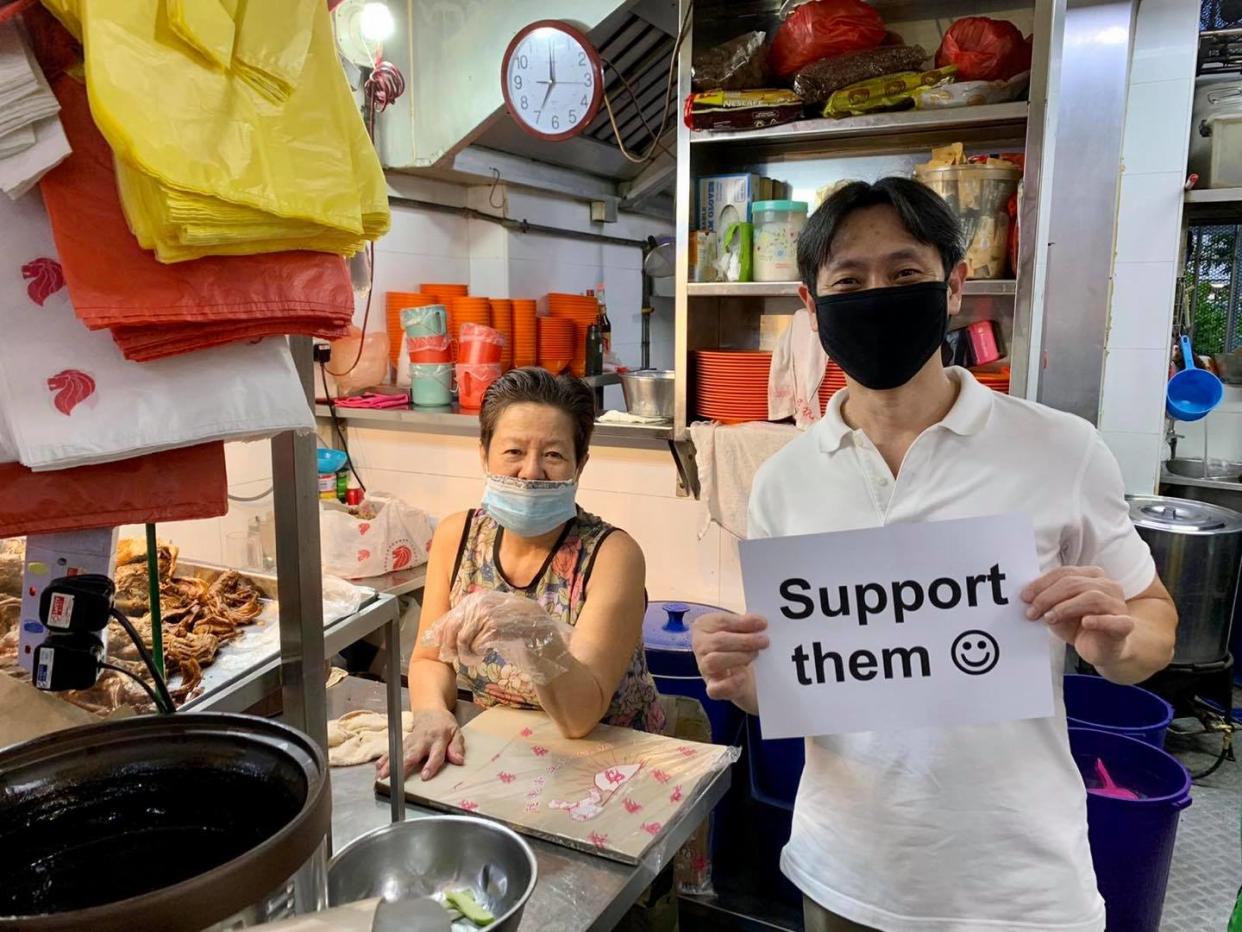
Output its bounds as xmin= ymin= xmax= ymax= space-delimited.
xmin=501 ymin=20 xmax=604 ymax=141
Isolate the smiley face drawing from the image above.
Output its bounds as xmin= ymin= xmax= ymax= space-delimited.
xmin=950 ymin=630 xmax=1000 ymax=675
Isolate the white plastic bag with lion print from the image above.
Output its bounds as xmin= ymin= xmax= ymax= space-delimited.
xmin=319 ymin=493 xmax=432 ymax=579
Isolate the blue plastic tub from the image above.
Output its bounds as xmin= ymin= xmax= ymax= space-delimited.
xmin=1069 ymin=727 xmax=1191 ymax=932
xmin=1063 ymin=674 xmax=1174 ymax=747
xmin=745 ymin=714 xmax=805 ymax=812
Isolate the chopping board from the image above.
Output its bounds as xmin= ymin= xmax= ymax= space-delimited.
xmin=376 ymin=707 xmax=733 ymax=864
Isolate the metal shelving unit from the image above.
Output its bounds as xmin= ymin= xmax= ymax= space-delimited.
xmin=671 ymin=0 xmax=1066 ymax=442
xmin=1185 ymin=187 xmax=1242 ymax=221
xmin=686 ymin=280 xmax=1017 ymax=298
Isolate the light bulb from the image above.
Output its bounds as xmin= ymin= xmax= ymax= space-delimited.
xmin=360 ymin=2 xmax=395 ymax=42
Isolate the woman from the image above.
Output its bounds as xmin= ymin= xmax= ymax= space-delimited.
xmin=379 ymin=368 xmax=664 ymax=782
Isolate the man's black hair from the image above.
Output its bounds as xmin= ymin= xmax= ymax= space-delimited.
xmin=796 ymin=177 xmax=966 ymax=297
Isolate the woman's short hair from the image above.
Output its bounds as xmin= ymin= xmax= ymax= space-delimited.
xmin=479 ymin=367 xmax=596 ymax=463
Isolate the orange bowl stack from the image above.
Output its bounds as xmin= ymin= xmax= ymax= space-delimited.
xmin=512 ymin=299 xmax=538 ymax=369
xmin=386 ymin=292 xmax=435 ymax=365
xmin=420 ymin=283 xmax=469 ymax=302
xmin=819 ymin=360 xmax=847 ymax=414
xmin=537 ymin=317 xmax=576 ymax=374
xmin=694 ymin=350 xmax=772 ymax=423
xmin=490 ymin=299 xmax=514 ymax=371
xmin=547 ymin=292 xmax=599 ymax=377
xmin=447 ymin=296 xmax=491 ymax=349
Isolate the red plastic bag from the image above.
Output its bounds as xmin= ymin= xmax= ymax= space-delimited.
xmin=769 ymin=0 xmax=886 ymax=78
xmin=935 ymin=17 xmax=1032 ymax=82
xmin=0 ymin=443 xmax=227 ymax=537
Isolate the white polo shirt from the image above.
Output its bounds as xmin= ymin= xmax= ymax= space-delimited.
xmin=748 ymin=367 xmax=1155 ymax=932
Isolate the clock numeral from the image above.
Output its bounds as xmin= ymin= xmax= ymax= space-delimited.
xmin=581 ymin=95 xmax=589 ymax=108
xmin=578 ymin=52 xmax=586 ymax=66
xmin=520 ymin=95 xmax=528 ymax=110
xmin=513 ymin=75 xmax=523 ymax=90
xmin=584 ymin=73 xmax=592 ymax=87
xmin=518 ymin=54 xmax=529 ymax=69
xmin=551 ymin=115 xmax=560 ymax=130
xmin=569 ymin=109 xmax=577 ymax=123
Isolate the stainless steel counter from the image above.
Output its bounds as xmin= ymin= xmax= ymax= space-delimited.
xmin=326 ymin=678 xmax=731 ymax=932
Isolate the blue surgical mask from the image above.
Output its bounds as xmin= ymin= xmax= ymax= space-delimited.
xmin=482 ymin=474 xmax=578 ymax=537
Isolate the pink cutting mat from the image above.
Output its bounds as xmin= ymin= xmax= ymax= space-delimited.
xmin=376 ymin=706 xmax=732 ymax=863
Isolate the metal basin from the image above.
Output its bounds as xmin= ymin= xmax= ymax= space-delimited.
xmin=619 ymin=369 xmax=674 ymax=419
xmin=0 ymin=713 xmax=329 ymax=932
xmin=328 ymin=817 xmax=537 ymax=932
xmin=1166 ymin=458 xmax=1242 ymax=482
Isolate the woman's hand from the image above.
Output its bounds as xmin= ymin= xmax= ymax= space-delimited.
xmin=376 ymin=708 xmax=465 ymax=782
xmin=691 ymin=612 xmax=769 ymax=716
xmin=425 ymin=590 xmax=573 ymax=683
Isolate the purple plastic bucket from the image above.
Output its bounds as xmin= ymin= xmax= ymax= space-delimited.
xmin=1063 ymin=674 xmax=1174 ymax=747
xmin=1069 ymin=727 xmax=1191 ymax=932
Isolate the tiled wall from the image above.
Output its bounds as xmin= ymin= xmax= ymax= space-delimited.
xmin=1098 ymin=0 xmax=1200 ymax=493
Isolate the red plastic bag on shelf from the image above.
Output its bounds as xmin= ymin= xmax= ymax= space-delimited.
xmin=0 ymin=443 xmax=227 ymax=537
xmin=769 ymin=0 xmax=886 ymax=78
xmin=935 ymin=17 xmax=1032 ymax=82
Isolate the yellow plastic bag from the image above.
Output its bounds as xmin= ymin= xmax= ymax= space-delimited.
xmin=49 ymin=0 xmax=389 ymax=261
xmin=233 ymin=0 xmax=318 ymax=103
xmin=166 ymin=0 xmax=235 ymax=70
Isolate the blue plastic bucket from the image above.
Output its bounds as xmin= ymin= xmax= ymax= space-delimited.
xmin=1063 ymin=674 xmax=1173 ymax=747
xmin=745 ymin=714 xmax=805 ymax=812
xmin=1068 ymin=727 xmax=1191 ymax=932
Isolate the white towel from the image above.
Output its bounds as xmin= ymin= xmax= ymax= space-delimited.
xmin=0 ymin=123 xmax=34 ymax=159
xmin=0 ymin=189 xmax=314 ymax=471
xmin=767 ymin=306 xmax=828 ymax=429
xmin=688 ymin=420 xmax=798 ymax=539
xmin=1 ymin=114 xmax=69 ymax=198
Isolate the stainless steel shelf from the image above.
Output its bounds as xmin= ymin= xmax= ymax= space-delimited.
xmin=1184 ymin=187 xmax=1242 ymax=220
xmin=686 ymin=280 xmax=1017 ymax=298
xmin=186 ymin=593 xmax=400 ymax=714
xmin=315 ymin=402 xmax=672 ymax=443
xmin=689 ymin=102 xmax=1028 ymax=148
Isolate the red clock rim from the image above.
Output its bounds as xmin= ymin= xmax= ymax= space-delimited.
xmin=500 ymin=19 xmax=605 ymax=142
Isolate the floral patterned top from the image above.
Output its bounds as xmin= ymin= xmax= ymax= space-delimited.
xmin=450 ymin=507 xmax=666 ymax=733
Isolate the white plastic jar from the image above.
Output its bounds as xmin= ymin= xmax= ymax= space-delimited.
xmin=752 ymin=200 xmax=808 ymax=282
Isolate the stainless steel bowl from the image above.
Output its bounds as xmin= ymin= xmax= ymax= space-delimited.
xmin=327 ymin=817 xmax=537 ymax=932
xmin=619 ymin=369 xmax=674 ymax=419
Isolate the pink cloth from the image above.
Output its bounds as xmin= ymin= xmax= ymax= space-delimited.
xmin=768 ymin=307 xmax=828 ymax=429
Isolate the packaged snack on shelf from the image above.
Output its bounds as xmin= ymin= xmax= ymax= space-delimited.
xmin=822 ymin=66 xmax=956 ymax=117
xmin=769 ymin=0 xmax=887 ymax=78
xmin=914 ymin=148 xmax=1021 ymax=280
xmin=685 ymin=89 xmax=804 ymax=132
xmin=936 ymin=16 xmax=1032 ymax=82
xmin=913 ymin=70 xmax=1030 ymax=109
xmin=692 ymin=31 xmax=770 ymax=92
xmin=792 ymin=44 xmax=927 ymax=105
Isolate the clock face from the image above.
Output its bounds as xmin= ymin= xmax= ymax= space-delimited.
xmin=502 ymin=21 xmax=603 ymax=141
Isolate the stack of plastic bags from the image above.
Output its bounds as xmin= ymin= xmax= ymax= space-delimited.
xmin=41 ymin=76 xmax=355 ymax=360
xmin=0 ymin=19 xmax=68 ymax=197
xmin=43 ymin=0 xmax=389 ymax=263
xmin=0 ymin=187 xmax=315 ymax=536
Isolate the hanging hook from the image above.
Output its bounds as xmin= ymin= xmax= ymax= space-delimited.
xmin=488 ymin=168 xmax=506 ymax=211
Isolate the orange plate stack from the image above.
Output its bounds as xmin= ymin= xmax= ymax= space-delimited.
xmin=694 ymin=350 xmax=773 ymax=423
xmin=819 ymin=360 xmax=847 ymax=414
xmin=386 ymin=292 xmax=437 ymax=365
xmin=490 ymin=299 xmax=514 ymax=371
xmin=547 ymin=292 xmax=598 ymax=377
xmin=512 ymin=299 xmax=538 ymax=368
xmin=421 ymin=283 xmax=469 ymax=302
xmin=537 ymin=317 xmax=576 ymax=374
xmin=970 ymin=365 xmax=1011 ymax=394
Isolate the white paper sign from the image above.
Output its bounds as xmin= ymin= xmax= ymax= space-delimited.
xmin=740 ymin=513 xmax=1054 ymax=739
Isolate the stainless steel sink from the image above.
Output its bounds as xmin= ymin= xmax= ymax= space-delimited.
xmin=1162 ymin=459 xmax=1242 ymax=512
xmin=1166 ymin=458 xmax=1242 ymax=482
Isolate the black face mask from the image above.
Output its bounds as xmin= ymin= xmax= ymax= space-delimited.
xmin=814 ymin=281 xmax=948 ymax=391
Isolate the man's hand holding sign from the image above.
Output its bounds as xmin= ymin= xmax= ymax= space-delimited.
xmin=694 ymin=515 xmax=1164 ymax=737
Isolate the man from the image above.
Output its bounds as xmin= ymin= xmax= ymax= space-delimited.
xmin=692 ymin=178 xmax=1177 ymax=932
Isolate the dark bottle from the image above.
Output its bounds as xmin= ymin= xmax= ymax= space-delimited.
xmin=585 ymin=323 xmax=603 ymax=376
xmin=596 ymin=283 xmax=612 ymax=355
